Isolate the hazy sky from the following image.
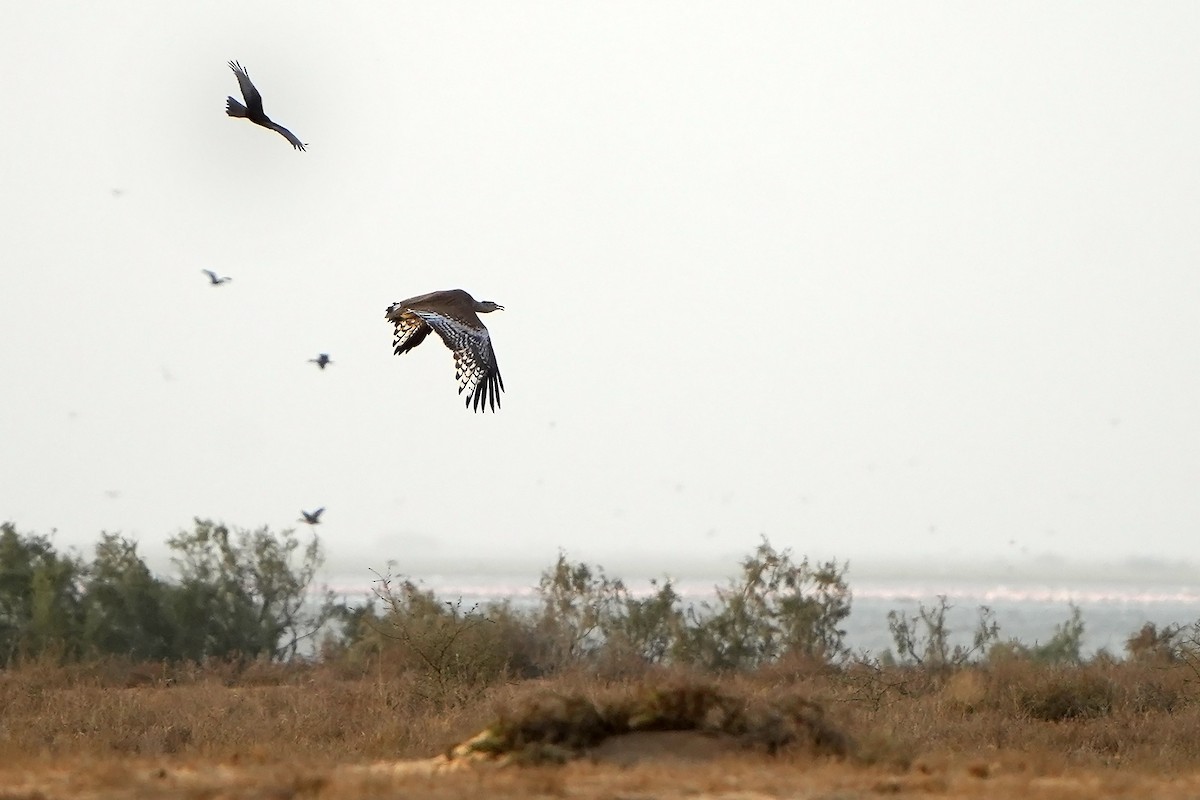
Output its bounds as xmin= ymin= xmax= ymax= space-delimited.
xmin=3 ymin=3 xmax=1198 ymax=586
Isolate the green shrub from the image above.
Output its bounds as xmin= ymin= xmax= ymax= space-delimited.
xmin=670 ymin=538 xmax=851 ymax=670
xmin=986 ymin=604 xmax=1086 ymax=666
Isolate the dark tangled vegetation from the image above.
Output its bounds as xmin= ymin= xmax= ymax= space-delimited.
xmin=454 ymin=682 xmax=851 ymax=764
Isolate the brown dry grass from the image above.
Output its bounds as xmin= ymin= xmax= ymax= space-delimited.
xmin=2 ymin=656 xmax=1199 ymax=798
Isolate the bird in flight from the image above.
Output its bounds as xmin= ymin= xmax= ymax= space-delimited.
xmin=300 ymin=507 xmax=325 ymax=525
xmin=225 ymin=61 xmax=307 ymax=151
xmin=202 ymin=269 xmax=232 ymax=285
xmin=308 ymin=353 xmax=333 ymax=370
xmin=385 ymin=289 xmax=505 ymax=412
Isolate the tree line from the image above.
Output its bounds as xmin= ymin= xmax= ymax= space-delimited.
xmin=2 ymin=520 xmax=1190 ymax=678
xmin=0 ymin=521 xmax=857 ymax=671
xmin=0 ymin=520 xmax=340 ymax=665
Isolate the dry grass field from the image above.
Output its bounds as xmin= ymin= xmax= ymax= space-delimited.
xmin=2 ymin=655 xmax=1199 ymax=798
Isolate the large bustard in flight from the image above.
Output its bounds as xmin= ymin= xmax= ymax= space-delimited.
xmin=225 ymin=61 xmax=307 ymax=151
xmin=385 ymin=290 xmax=505 ymax=412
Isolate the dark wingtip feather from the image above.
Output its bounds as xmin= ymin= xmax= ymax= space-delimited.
xmin=469 ymin=374 xmax=502 ymax=413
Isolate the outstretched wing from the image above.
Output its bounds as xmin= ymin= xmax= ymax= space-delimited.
xmin=269 ymin=122 xmax=306 ymax=151
xmin=202 ymin=269 xmax=217 ymax=282
xmin=228 ymin=61 xmax=264 ymax=115
xmin=385 ymin=306 xmax=434 ymax=355
xmin=413 ymin=310 xmax=505 ymax=412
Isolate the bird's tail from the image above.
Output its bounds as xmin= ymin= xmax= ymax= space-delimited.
xmin=225 ymin=97 xmax=248 ymax=118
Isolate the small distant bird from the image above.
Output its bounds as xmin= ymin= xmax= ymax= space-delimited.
xmin=300 ymin=507 xmax=324 ymax=525
xmin=225 ymin=60 xmax=307 ymax=151
xmin=308 ymin=353 xmax=333 ymax=370
xmin=202 ymin=269 xmax=232 ymax=285
xmin=385 ymin=289 xmax=505 ymax=412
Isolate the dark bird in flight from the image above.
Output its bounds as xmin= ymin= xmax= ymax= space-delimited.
xmin=225 ymin=61 xmax=307 ymax=151
xmin=202 ymin=269 xmax=232 ymax=285
xmin=308 ymin=353 xmax=333 ymax=370
xmin=300 ymin=507 xmax=324 ymax=525
xmin=385 ymin=289 xmax=505 ymax=412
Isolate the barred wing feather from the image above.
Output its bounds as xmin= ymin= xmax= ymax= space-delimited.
xmin=413 ymin=310 xmax=504 ymax=412
xmin=389 ymin=310 xmax=433 ymax=355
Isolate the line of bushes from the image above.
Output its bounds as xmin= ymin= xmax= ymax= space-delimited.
xmin=2 ymin=520 xmax=1197 ymax=688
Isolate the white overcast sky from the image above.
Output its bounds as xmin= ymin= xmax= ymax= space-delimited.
xmin=2 ymin=2 xmax=1198 ymax=587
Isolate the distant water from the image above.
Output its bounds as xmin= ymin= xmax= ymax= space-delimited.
xmin=337 ymin=573 xmax=1200 ymax=660
xmin=842 ymin=581 xmax=1198 ymax=658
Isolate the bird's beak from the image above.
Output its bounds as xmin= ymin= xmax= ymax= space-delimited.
xmin=497 ymin=304 xmax=506 ymax=311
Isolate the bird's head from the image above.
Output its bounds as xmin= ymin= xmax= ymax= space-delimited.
xmin=476 ymin=300 xmax=505 ymax=313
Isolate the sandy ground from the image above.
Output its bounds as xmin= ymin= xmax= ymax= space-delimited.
xmin=3 ymin=731 xmax=1199 ymax=800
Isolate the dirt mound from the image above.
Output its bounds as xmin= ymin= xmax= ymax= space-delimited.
xmin=445 ymin=683 xmax=851 ymax=766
